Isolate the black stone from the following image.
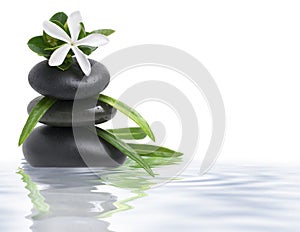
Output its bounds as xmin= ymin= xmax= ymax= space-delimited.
xmin=27 ymin=96 xmax=117 ymax=127
xmin=28 ymin=59 xmax=110 ymax=100
xmin=23 ymin=126 xmax=127 ymax=167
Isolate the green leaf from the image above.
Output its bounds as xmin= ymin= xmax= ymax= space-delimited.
xmin=44 ymin=45 xmax=64 ymax=51
xmin=128 ymin=156 xmax=182 ymax=168
xmin=17 ymin=168 xmax=50 ymax=213
xmin=99 ymin=94 xmax=155 ymax=141
xmin=78 ymin=23 xmax=97 ymax=56
xmin=127 ymin=144 xmax=183 ymax=157
xmin=58 ymin=56 xmax=74 ymax=71
xmin=108 ymin=127 xmax=147 ymax=140
xmin=50 ymin=20 xmax=66 ymax=30
xmin=19 ymin=97 xmax=56 ymax=146
xmin=78 ymin=22 xmax=86 ymax=40
xmin=27 ymin=36 xmax=51 ymax=57
xmin=88 ymin=29 xmax=115 ymax=36
xmin=43 ymin=31 xmax=64 ymax=47
xmin=95 ymin=127 xmax=154 ymax=176
xmin=50 ymin=12 xmax=68 ymax=25
xmin=78 ymin=45 xmax=97 ymax=55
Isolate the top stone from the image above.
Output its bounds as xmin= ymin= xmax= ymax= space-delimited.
xmin=28 ymin=59 xmax=110 ymax=100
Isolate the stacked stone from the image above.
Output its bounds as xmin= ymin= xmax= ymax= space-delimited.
xmin=23 ymin=59 xmax=126 ymax=167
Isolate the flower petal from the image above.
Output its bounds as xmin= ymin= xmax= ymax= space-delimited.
xmin=49 ymin=44 xmax=71 ymax=66
xmin=43 ymin=21 xmax=70 ymax=43
xmin=68 ymin=11 xmax=82 ymax=41
xmin=75 ymin=33 xmax=109 ymax=47
xmin=72 ymin=47 xmax=91 ymax=76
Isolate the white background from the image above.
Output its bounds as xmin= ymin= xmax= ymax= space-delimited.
xmin=1 ymin=0 xmax=300 ymax=166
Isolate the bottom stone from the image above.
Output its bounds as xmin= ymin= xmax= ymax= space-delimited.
xmin=23 ymin=126 xmax=126 ymax=167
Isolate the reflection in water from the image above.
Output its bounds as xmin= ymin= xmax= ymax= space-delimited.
xmin=19 ymin=165 xmax=114 ymax=232
xmin=18 ymin=156 xmax=182 ymax=232
xmin=8 ymin=161 xmax=300 ymax=232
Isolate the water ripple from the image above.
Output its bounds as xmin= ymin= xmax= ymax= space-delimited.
xmin=1 ymin=162 xmax=300 ymax=232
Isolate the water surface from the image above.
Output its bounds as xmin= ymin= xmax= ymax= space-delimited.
xmin=1 ymin=161 xmax=300 ymax=232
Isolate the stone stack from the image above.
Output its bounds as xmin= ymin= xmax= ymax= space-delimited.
xmin=23 ymin=59 xmax=126 ymax=167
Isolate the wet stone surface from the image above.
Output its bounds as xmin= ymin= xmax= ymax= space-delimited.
xmin=28 ymin=59 xmax=110 ymax=100
xmin=23 ymin=126 xmax=127 ymax=168
xmin=27 ymin=96 xmax=117 ymax=127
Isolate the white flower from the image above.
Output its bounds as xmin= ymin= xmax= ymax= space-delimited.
xmin=42 ymin=11 xmax=109 ymax=76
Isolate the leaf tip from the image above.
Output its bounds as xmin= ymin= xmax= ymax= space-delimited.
xmin=149 ymin=132 xmax=156 ymax=142
xmin=146 ymin=168 xmax=155 ymax=177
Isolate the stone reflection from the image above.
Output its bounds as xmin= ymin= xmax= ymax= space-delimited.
xmin=19 ymin=164 xmax=116 ymax=232
xmin=18 ymin=156 xmax=182 ymax=232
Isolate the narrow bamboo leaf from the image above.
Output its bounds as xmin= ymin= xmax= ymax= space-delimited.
xmin=128 ymin=143 xmax=183 ymax=157
xmin=107 ymin=127 xmax=147 ymax=140
xmin=17 ymin=168 xmax=50 ymax=213
xmin=98 ymin=94 xmax=155 ymax=141
xmin=95 ymin=127 xmax=154 ymax=176
xmin=127 ymin=156 xmax=182 ymax=168
xmin=18 ymin=97 xmax=56 ymax=146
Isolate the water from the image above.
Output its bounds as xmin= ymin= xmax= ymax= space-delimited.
xmin=1 ymin=161 xmax=300 ymax=232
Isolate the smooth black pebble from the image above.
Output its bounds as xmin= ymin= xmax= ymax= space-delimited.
xmin=28 ymin=59 xmax=110 ymax=100
xmin=27 ymin=96 xmax=117 ymax=127
xmin=23 ymin=126 xmax=127 ymax=167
